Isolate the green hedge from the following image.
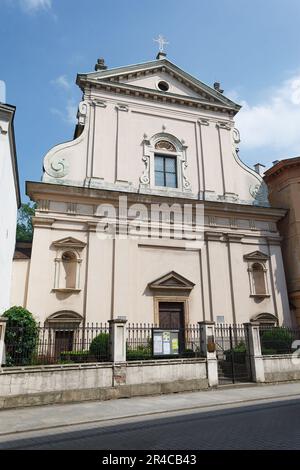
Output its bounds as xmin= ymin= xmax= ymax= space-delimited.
xmin=89 ymin=333 xmax=110 ymax=361
xmin=261 ymin=328 xmax=294 ymax=354
xmin=60 ymin=350 xmax=90 ymax=363
xmin=3 ymin=306 xmax=39 ymax=366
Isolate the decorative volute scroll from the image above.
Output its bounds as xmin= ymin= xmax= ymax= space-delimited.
xmin=43 ymin=100 xmax=89 ymax=180
xmin=140 ymin=133 xmax=151 ymax=185
xmin=230 ymin=126 xmax=270 ymax=206
xmin=77 ymin=101 xmax=88 ymax=126
xmin=249 ymin=182 xmax=269 ymax=205
xmin=140 ymin=155 xmax=150 ymax=185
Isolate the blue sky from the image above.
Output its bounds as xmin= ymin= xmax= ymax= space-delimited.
xmin=2 ymin=0 xmax=300 ymax=201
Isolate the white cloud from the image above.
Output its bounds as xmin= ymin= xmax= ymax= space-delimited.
xmin=51 ymin=100 xmax=77 ymax=126
xmin=233 ymin=73 xmax=300 ymax=159
xmin=51 ymin=75 xmax=72 ymax=91
xmin=0 ymin=81 xmax=6 ymax=103
xmin=19 ymin=0 xmax=51 ymax=12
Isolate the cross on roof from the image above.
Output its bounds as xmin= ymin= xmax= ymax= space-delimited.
xmin=153 ymin=34 xmax=169 ymax=53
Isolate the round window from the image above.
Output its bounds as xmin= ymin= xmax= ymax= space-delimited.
xmin=157 ymin=80 xmax=169 ymax=92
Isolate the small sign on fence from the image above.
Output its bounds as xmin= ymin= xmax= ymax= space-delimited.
xmin=152 ymin=329 xmax=179 ymax=357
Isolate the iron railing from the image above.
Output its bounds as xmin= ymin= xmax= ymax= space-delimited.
xmin=259 ymin=325 xmax=300 ymax=355
xmin=4 ymin=323 xmax=110 ymax=367
xmin=126 ymin=323 xmax=202 ymax=360
xmin=215 ymin=323 xmax=252 ymax=384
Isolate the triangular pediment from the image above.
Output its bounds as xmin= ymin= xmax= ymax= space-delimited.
xmin=243 ymin=250 xmax=270 ymax=261
xmin=77 ymin=59 xmax=240 ymax=112
xmin=52 ymin=237 xmax=86 ymax=250
xmin=148 ymin=271 xmax=195 ymax=290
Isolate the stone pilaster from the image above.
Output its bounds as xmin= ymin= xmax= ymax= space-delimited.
xmin=198 ymin=321 xmax=218 ymax=387
xmin=244 ymin=322 xmax=265 ymax=383
xmin=108 ymin=317 xmax=127 ymax=363
xmin=0 ymin=317 xmax=7 ymax=366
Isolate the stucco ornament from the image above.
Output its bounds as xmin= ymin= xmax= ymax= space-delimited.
xmin=140 ymin=155 xmax=150 ymax=184
xmin=77 ymin=101 xmax=88 ymax=125
xmin=181 ymin=158 xmax=192 ymax=190
xmin=232 ymin=128 xmax=240 ymax=144
xmin=44 ymin=154 xmax=69 ymax=178
xmin=249 ymin=182 xmax=269 ymax=205
xmin=43 ymin=100 xmax=89 ymax=180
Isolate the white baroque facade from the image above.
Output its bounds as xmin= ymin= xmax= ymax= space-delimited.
xmin=13 ymin=54 xmax=293 ymax=328
xmin=0 ymin=103 xmax=20 ymax=314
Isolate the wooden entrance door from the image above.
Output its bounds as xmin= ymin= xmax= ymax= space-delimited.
xmin=159 ymin=302 xmax=185 ymax=352
xmin=55 ymin=330 xmax=74 ymax=357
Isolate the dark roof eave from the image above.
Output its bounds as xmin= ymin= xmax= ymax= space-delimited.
xmin=0 ymin=104 xmax=21 ymax=207
xmin=264 ymin=156 xmax=300 ymax=180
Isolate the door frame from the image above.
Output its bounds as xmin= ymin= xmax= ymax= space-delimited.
xmin=153 ymin=295 xmax=190 ymax=327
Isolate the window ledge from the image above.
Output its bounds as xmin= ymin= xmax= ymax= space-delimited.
xmin=52 ymin=288 xmax=81 ymax=293
xmin=250 ymin=294 xmax=270 ymax=299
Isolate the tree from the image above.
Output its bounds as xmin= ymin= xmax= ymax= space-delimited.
xmin=3 ymin=306 xmax=39 ymax=366
xmin=16 ymin=202 xmax=36 ymax=242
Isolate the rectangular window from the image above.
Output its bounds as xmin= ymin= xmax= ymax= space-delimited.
xmin=155 ymin=154 xmax=177 ymax=188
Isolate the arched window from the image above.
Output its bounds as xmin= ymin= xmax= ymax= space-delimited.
xmin=154 ymin=140 xmax=178 ymax=188
xmin=139 ymin=132 xmax=191 ymax=193
xmin=62 ymin=251 xmax=77 ymax=289
xmin=51 ymin=238 xmax=86 ymax=293
xmin=252 ymin=263 xmax=267 ymax=295
xmin=244 ymin=251 xmax=270 ymax=298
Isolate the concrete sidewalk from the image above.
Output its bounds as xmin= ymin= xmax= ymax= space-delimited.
xmin=0 ymin=382 xmax=300 ymax=438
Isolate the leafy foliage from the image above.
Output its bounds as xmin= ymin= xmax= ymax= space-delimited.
xmin=261 ymin=327 xmax=294 ymax=354
xmin=16 ymin=202 xmax=36 ymax=242
xmin=60 ymin=350 xmax=90 ymax=363
xmin=225 ymin=341 xmax=247 ymax=363
xmin=3 ymin=306 xmax=39 ymax=366
xmin=89 ymin=333 xmax=110 ymax=361
xmin=126 ymin=344 xmax=152 ymax=360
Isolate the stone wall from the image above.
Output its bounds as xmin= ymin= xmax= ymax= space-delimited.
xmin=0 ymin=358 xmax=208 ymax=409
xmin=263 ymin=355 xmax=300 ymax=382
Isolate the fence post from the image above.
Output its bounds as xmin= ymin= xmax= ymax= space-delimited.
xmin=108 ymin=317 xmax=127 ymax=363
xmin=0 ymin=317 xmax=7 ymax=366
xmin=244 ymin=322 xmax=265 ymax=383
xmin=198 ymin=321 xmax=218 ymax=387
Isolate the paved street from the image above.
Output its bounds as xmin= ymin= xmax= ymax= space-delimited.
xmin=1 ymin=398 xmax=300 ymax=449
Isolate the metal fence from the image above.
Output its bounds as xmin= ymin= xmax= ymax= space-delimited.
xmin=126 ymin=323 xmax=202 ymax=360
xmin=259 ymin=325 xmax=300 ymax=355
xmin=4 ymin=323 xmax=110 ymax=367
xmin=4 ymin=322 xmax=203 ymax=366
xmin=215 ymin=324 xmax=252 ymax=384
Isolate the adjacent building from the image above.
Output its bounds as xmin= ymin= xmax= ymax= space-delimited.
xmin=0 ymin=102 xmax=20 ymax=314
xmin=264 ymin=157 xmax=300 ymax=325
xmin=11 ymin=53 xmax=293 ymax=333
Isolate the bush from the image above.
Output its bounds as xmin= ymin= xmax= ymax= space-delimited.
xmin=3 ymin=306 xmax=39 ymax=366
xmin=261 ymin=328 xmax=294 ymax=354
xmin=89 ymin=333 xmax=110 ymax=361
xmin=225 ymin=341 xmax=247 ymax=364
xmin=126 ymin=344 xmax=151 ymax=360
xmin=60 ymin=350 xmax=90 ymax=364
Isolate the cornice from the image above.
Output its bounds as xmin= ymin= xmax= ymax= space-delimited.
xmin=78 ymin=77 xmax=237 ymax=116
xmin=77 ymin=58 xmax=240 ymax=109
xmin=26 ymin=181 xmax=287 ymax=221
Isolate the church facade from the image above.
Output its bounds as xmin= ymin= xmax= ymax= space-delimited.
xmin=12 ymin=53 xmax=293 ymax=329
